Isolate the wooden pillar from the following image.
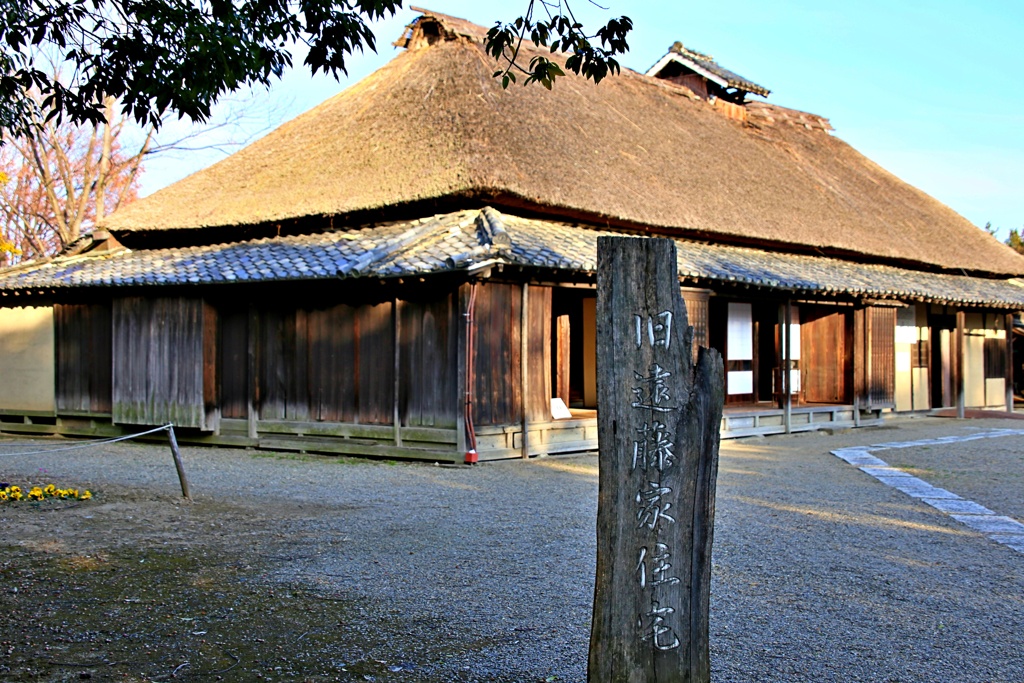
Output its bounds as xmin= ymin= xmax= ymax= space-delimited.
xmin=520 ymin=283 xmax=530 ymax=459
xmin=556 ymin=314 xmax=571 ymax=403
xmin=783 ymin=299 xmax=792 ymax=434
xmin=956 ymin=310 xmax=965 ymax=419
xmin=866 ymin=306 xmax=874 ymax=410
xmin=1006 ymin=313 xmax=1015 ymax=413
xmin=590 ymin=236 xmax=724 ymax=683
xmin=246 ymin=304 xmax=259 ymax=441
xmin=393 ymin=298 xmax=402 ymax=447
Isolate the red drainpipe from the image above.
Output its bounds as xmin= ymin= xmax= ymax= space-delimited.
xmin=464 ymin=283 xmax=479 ymax=464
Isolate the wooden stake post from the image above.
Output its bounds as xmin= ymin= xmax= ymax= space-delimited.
xmin=167 ymin=425 xmax=192 ymax=500
xmin=589 ymin=237 xmax=724 ymax=683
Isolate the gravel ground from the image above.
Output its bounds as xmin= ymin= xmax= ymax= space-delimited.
xmin=1 ymin=416 xmax=1023 ymax=682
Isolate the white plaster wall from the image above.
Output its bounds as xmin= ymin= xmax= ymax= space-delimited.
xmin=964 ymin=313 xmax=986 ymax=408
xmin=0 ymin=306 xmax=55 ymax=412
xmin=894 ymin=306 xmax=916 ymax=412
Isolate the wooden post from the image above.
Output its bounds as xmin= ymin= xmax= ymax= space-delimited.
xmin=393 ymin=298 xmax=402 ymax=447
xmin=556 ymin=314 xmax=571 ymax=403
xmin=853 ymin=308 xmax=865 ymax=424
xmin=1007 ymin=313 xmax=1015 ymax=413
xmin=521 ymin=283 xmax=530 ymax=459
xmin=590 ymin=237 xmax=724 ymax=683
xmin=866 ymin=307 xmax=874 ymax=410
xmin=956 ymin=310 xmax=966 ymax=419
xmin=784 ymin=299 xmax=792 ymax=434
xmin=166 ymin=425 xmax=191 ymax=500
xmin=247 ymin=305 xmax=258 ymax=441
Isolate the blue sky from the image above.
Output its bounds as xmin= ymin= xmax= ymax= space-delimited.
xmin=140 ymin=1 xmax=1024 ymax=239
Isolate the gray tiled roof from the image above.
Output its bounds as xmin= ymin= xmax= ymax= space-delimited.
xmin=2 ymin=208 xmax=1023 ymax=308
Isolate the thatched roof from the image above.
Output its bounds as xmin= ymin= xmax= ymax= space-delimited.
xmin=102 ymin=9 xmax=1024 ymax=277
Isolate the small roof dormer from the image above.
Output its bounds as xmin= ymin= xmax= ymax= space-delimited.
xmin=646 ymin=42 xmax=770 ymax=104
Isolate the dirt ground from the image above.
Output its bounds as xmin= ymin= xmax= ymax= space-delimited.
xmin=0 ymin=491 xmax=387 ymax=682
xmin=2 ymin=417 xmax=1023 ymax=683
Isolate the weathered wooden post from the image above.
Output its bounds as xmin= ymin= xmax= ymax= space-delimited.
xmin=166 ymin=425 xmax=192 ymax=500
xmin=589 ymin=237 xmax=724 ymax=683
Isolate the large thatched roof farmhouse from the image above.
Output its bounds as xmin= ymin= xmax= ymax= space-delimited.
xmin=2 ymin=9 xmax=1023 ymax=460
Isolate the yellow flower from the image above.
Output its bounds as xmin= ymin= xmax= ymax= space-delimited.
xmin=44 ymin=484 xmax=56 ymax=495
xmin=28 ymin=487 xmax=44 ymax=500
xmin=10 ymin=490 xmax=22 ymax=501
xmin=10 ymin=485 xmax=21 ymax=494
xmin=0 ymin=491 xmax=8 ymax=501
xmin=79 ymin=490 xmax=92 ymax=500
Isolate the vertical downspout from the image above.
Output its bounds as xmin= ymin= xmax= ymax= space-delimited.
xmin=784 ymin=299 xmax=792 ymax=434
xmin=464 ymin=283 xmax=479 ymax=463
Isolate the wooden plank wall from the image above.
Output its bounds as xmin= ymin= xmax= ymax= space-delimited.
xmin=525 ymin=285 xmax=553 ymax=423
xmin=112 ymin=297 xmax=215 ymax=429
xmin=218 ymin=289 xmax=458 ymax=429
xmin=801 ymin=307 xmax=848 ymax=404
xmin=472 ymin=283 xmax=522 ymax=426
xmin=219 ymin=309 xmax=249 ymax=419
xmin=55 ymin=303 xmax=112 ymax=414
xmin=255 ymin=302 xmax=394 ymax=424
xmin=357 ymin=303 xmax=395 ymax=424
xmin=257 ymin=306 xmax=307 ymax=421
xmin=307 ymin=304 xmax=357 ymax=422
xmin=399 ymin=293 xmax=459 ymax=428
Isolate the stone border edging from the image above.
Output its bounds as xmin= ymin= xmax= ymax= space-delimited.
xmin=831 ymin=429 xmax=1024 ymax=555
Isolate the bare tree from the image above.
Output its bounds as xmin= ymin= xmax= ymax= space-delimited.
xmin=0 ymin=66 xmax=280 ymax=267
xmin=0 ymin=92 xmax=148 ymax=264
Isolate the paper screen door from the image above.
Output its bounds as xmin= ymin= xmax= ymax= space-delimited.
xmin=726 ymin=303 xmax=753 ymax=396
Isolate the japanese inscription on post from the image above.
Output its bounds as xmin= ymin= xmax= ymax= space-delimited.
xmin=590 ymin=237 xmax=724 ymax=683
xmin=631 ymin=316 xmax=682 ymax=651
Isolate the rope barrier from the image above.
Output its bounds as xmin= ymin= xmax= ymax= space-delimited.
xmin=0 ymin=422 xmax=191 ymax=499
xmin=0 ymin=424 xmax=173 ymax=458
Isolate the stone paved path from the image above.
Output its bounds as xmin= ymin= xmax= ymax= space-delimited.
xmin=832 ymin=428 xmax=1024 ymax=554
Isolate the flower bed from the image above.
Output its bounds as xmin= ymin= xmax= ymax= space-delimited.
xmin=0 ymin=483 xmax=92 ymax=502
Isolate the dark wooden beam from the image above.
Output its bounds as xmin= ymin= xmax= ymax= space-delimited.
xmin=556 ymin=314 xmax=571 ymax=403
xmin=520 ymin=283 xmax=530 ymax=459
xmin=393 ymin=297 xmax=402 ymax=447
xmin=956 ymin=310 xmax=965 ymax=419
xmin=784 ymin=299 xmax=792 ymax=434
xmin=1006 ymin=313 xmax=1015 ymax=414
xmin=247 ymin=304 xmax=258 ymax=440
